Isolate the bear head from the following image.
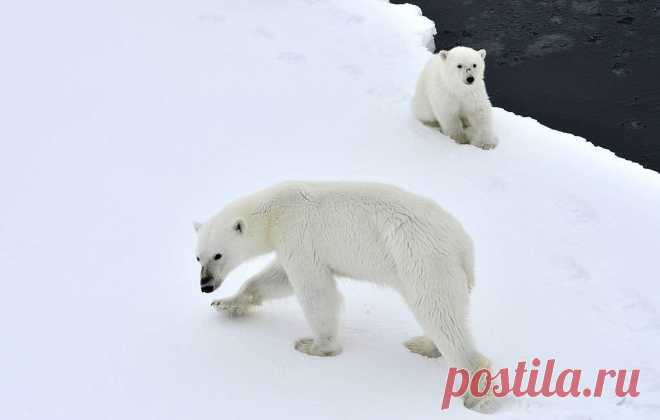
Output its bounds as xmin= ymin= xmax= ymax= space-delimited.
xmin=438 ymin=46 xmax=487 ymax=88
xmin=193 ymin=201 xmax=267 ymax=293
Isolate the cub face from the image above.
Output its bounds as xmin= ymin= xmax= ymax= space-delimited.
xmin=439 ymin=46 xmax=487 ymax=88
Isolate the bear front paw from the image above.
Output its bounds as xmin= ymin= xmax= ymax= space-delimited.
xmin=294 ymin=337 xmax=342 ymax=357
xmin=211 ymin=299 xmax=252 ymax=317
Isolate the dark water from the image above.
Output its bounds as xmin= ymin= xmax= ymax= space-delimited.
xmin=394 ymin=0 xmax=660 ymax=171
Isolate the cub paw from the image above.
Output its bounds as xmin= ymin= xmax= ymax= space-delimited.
xmin=452 ymin=133 xmax=470 ymax=144
xmin=294 ymin=337 xmax=342 ymax=357
xmin=473 ymin=138 xmax=498 ymax=150
xmin=404 ymin=336 xmax=442 ymax=358
xmin=477 ymin=142 xmax=497 ymax=150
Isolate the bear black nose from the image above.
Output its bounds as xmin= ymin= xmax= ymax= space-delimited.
xmin=201 ymin=284 xmax=214 ymax=293
xmin=201 ymin=276 xmax=213 ymax=286
xmin=466 ymin=76 xmax=475 ymax=84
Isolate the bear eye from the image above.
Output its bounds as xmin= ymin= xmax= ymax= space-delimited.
xmin=473 ymin=64 xmax=477 ymax=68
xmin=457 ymin=64 xmax=462 ymax=69
xmin=214 ymin=253 xmax=222 ymax=261
xmin=196 ymin=257 xmax=200 ymax=262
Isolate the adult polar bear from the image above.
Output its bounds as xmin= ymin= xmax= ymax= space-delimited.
xmin=412 ymin=46 xmax=498 ymax=150
xmin=194 ymin=181 xmax=492 ymax=411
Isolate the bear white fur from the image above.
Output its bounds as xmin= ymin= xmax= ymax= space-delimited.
xmin=194 ymin=181 xmax=493 ymax=411
xmin=412 ymin=46 xmax=498 ymax=149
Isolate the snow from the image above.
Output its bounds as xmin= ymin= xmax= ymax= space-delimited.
xmin=1 ymin=0 xmax=659 ymax=419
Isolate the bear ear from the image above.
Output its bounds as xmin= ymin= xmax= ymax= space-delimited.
xmin=439 ymin=50 xmax=448 ymax=60
xmin=193 ymin=221 xmax=203 ymax=233
xmin=233 ymin=218 xmax=245 ymax=234
xmin=478 ymin=49 xmax=487 ymax=59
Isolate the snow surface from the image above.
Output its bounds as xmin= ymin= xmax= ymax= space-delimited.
xmin=1 ymin=1 xmax=659 ymax=419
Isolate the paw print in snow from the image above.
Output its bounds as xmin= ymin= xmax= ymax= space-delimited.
xmin=198 ymin=13 xmax=225 ymax=24
xmin=255 ymin=27 xmax=276 ymax=40
xmin=277 ymin=51 xmax=307 ymax=63
xmin=338 ymin=64 xmax=363 ymax=77
xmin=329 ymin=8 xmax=366 ymax=25
xmin=558 ymin=257 xmax=591 ymax=290
xmin=555 ymin=195 xmax=598 ymax=225
xmin=620 ymin=292 xmax=660 ymax=332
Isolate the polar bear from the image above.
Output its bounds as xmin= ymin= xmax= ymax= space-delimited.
xmin=194 ymin=181 xmax=493 ymax=411
xmin=412 ymin=46 xmax=498 ymax=150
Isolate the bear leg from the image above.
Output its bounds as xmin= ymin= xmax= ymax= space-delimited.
xmin=464 ymin=111 xmax=498 ymax=150
xmin=285 ymin=264 xmax=343 ymax=357
xmin=438 ymin=115 xmax=468 ymax=144
xmin=212 ymin=260 xmax=292 ymax=317
xmin=399 ymin=266 xmax=497 ymax=413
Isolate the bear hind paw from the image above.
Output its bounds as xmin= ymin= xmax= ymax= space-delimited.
xmin=294 ymin=337 xmax=342 ymax=357
xmin=404 ymin=336 xmax=442 ymax=358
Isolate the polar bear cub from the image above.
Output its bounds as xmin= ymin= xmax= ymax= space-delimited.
xmin=412 ymin=46 xmax=498 ymax=149
xmin=194 ymin=181 xmax=494 ymax=412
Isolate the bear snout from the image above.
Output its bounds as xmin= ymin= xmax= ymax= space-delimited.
xmin=466 ymin=76 xmax=475 ymax=84
xmin=201 ymin=276 xmax=215 ymax=293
